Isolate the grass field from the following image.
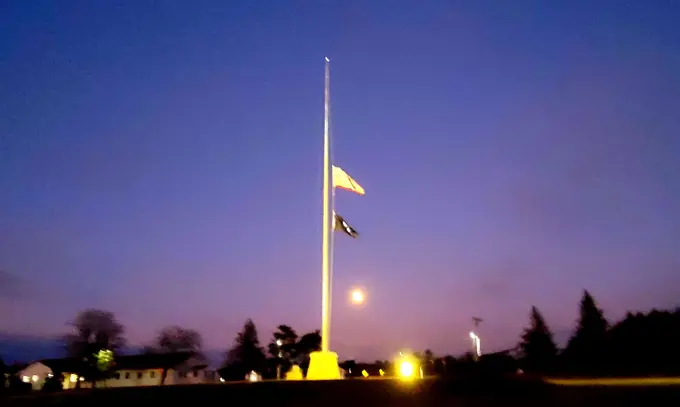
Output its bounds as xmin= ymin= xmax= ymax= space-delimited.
xmin=5 ymin=377 xmax=680 ymax=407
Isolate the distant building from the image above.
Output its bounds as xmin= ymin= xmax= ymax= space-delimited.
xmin=18 ymin=352 xmax=220 ymax=390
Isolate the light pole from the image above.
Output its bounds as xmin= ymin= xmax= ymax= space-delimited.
xmin=276 ymin=339 xmax=283 ymax=380
xmin=469 ymin=332 xmax=481 ymax=359
xmin=470 ymin=317 xmax=483 ymax=360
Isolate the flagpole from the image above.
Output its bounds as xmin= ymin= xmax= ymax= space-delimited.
xmin=328 ymin=59 xmax=337 ymax=354
xmin=307 ymin=56 xmax=342 ymax=380
xmin=328 ymin=122 xmax=336 ymax=352
xmin=320 ymin=56 xmax=332 ymax=353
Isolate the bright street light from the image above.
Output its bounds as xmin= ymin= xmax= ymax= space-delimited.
xmin=394 ymin=352 xmax=420 ymax=381
xmin=469 ymin=331 xmax=481 ymax=358
xmin=399 ymin=360 xmax=414 ymax=378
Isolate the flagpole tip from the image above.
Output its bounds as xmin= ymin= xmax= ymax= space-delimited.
xmin=325 ymin=56 xmax=330 ymax=62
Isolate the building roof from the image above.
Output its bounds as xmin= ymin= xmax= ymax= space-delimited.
xmin=31 ymin=352 xmax=203 ymax=373
xmin=114 ymin=352 xmax=200 ymax=370
xmin=40 ymin=357 xmax=83 ymax=373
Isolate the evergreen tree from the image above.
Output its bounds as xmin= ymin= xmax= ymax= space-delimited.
xmin=519 ymin=306 xmax=558 ymax=373
xmin=266 ymin=325 xmax=298 ymax=379
xmin=267 ymin=325 xmax=298 ymax=361
xmin=563 ymin=290 xmax=608 ymax=372
xmin=224 ymin=319 xmax=266 ymax=376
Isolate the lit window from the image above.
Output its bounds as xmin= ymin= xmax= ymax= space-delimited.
xmin=32 ymin=375 xmax=38 ymax=382
xmin=69 ymin=374 xmax=77 ymax=383
xmin=22 ymin=376 xmax=30 ymax=383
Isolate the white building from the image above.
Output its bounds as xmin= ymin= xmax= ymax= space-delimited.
xmin=19 ymin=352 xmax=220 ymax=390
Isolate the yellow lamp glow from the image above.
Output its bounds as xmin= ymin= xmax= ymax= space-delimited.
xmin=399 ymin=360 xmax=414 ymax=378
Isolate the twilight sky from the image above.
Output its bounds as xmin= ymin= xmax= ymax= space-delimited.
xmin=1 ymin=0 xmax=679 ymax=361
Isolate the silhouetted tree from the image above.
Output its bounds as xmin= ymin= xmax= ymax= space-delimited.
xmin=41 ymin=373 xmax=64 ymax=392
xmin=141 ymin=346 xmax=157 ymax=354
xmin=422 ymin=349 xmax=435 ymax=374
xmin=152 ymin=325 xmax=203 ymax=385
xmin=519 ymin=306 xmax=558 ymax=373
xmin=605 ymin=309 xmax=680 ymax=376
xmin=267 ymin=325 xmax=298 ymax=359
xmin=0 ymin=356 xmax=5 ymax=391
xmin=297 ymin=331 xmax=321 ymax=359
xmin=296 ymin=330 xmax=322 ymax=374
xmin=224 ymin=319 xmax=266 ymax=378
xmin=339 ymin=360 xmax=357 ymax=377
xmin=63 ymin=309 xmax=125 ymax=387
xmin=454 ymin=352 xmax=478 ymax=376
xmin=423 ymin=349 xmax=435 ymax=362
xmin=435 ymin=355 xmax=456 ymax=376
xmin=267 ymin=325 xmax=298 ymax=376
xmin=7 ymin=375 xmax=31 ymax=394
xmin=460 ymin=351 xmax=476 ymax=363
xmin=156 ymin=326 xmax=203 ymax=353
xmin=414 ymin=351 xmax=423 ymax=363
xmin=563 ymin=290 xmax=608 ymax=373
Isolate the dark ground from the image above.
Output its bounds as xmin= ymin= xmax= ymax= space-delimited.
xmin=4 ymin=378 xmax=680 ymax=407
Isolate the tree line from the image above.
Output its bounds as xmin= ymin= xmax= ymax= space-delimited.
xmin=2 ymin=289 xmax=680 ymax=391
xmin=514 ymin=290 xmax=680 ymax=377
xmin=0 ymin=310 xmax=323 ymax=389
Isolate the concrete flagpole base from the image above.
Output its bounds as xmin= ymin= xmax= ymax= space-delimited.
xmin=306 ymin=350 xmax=341 ymax=380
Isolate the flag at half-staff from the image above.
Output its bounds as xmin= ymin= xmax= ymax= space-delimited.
xmin=333 ymin=165 xmax=365 ymax=195
xmin=333 ymin=212 xmax=359 ymax=238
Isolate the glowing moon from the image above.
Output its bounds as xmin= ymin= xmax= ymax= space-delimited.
xmin=350 ymin=288 xmax=365 ymax=304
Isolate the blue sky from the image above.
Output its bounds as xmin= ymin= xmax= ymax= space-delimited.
xmin=1 ymin=0 xmax=679 ymax=361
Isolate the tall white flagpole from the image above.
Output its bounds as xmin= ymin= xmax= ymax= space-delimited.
xmin=328 ymin=60 xmax=337 ymax=354
xmin=320 ymin=56 xmax=332 ymax=353
xmin=307 ymin=56 xmax=341 ymax=380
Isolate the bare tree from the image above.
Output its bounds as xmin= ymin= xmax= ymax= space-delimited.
xmin=155 ymin=326 xmax=203 ymax=353
xmin=153 ymin=325 xmax=204 ymax=385
xmin=63 ymin=309 xmax=125 ymax=388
